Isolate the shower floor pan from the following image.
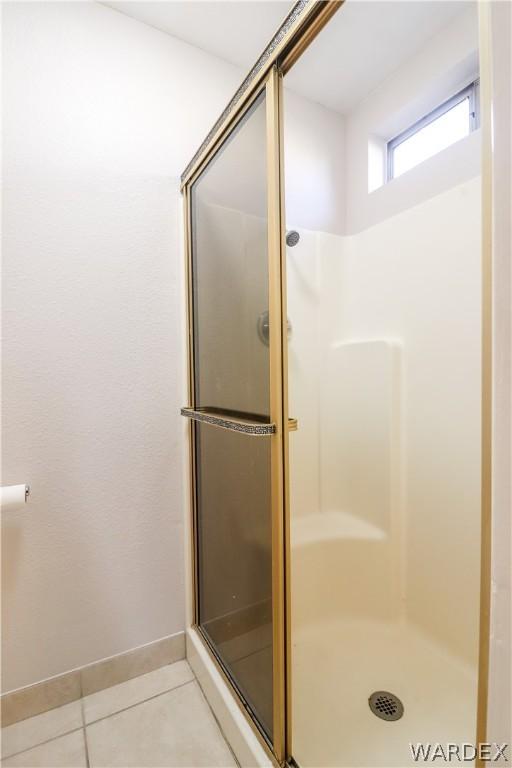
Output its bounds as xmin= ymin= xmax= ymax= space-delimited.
xmin=291 ymin=617 xmax=477 ymax=768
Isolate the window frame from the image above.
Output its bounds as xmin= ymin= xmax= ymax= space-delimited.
xmin=386 ymin=79 xmax=480 ymax=181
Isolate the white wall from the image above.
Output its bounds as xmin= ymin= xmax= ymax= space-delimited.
xmin=283 ymin=88 xmax=345 ymax=236
xmin=1 ymin=0 xmax=243 ymax=693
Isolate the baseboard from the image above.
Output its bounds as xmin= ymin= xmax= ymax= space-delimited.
xmin=186 ymin=626 xmax=273 ymax=768
xmin=1 ymin=630 xmax=185 ymax=727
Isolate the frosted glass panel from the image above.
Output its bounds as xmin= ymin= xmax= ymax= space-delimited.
xmin=191 ymin=94 xmax=270 ymax=418
xmin=190 ymin=92 xmax=274 ymax=742
xmin=195 ymin=423 xmax=273 ymax=736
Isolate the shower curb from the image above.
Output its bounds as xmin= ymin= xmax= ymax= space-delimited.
xmin=186 ymin=627 xmax=273 ymax=768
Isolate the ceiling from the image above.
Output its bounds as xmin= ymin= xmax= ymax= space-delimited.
xmin=102 ymin=0 xmax=476 ymax=115
xmin=285 ymin=1 xmax=476 ymax=114
xmin=102 ymin=1 xmax=292 ymax=72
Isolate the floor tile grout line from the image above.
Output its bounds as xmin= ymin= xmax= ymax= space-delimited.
xmin=79 ymin=688 xmax=90 ymax=768
xmin=1 ymin=725 xmax=85 ymax=761
xmin=208 ymin=707 xmax=241 ymax=768
xmin=84 ymin=678 xmax=196 ymax=728
xmin=193 ymin=676 xmax=240 ymax=768
xmin=82 ymin=726 xmax=90 ymax=768
xmin=2 ymin=671 xmax=238 ymax=767
xmin=2 ymin=669 xmax=195 ymax=761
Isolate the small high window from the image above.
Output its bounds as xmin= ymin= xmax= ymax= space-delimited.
xmin=387 ymin=80 xmax=479 ymax=180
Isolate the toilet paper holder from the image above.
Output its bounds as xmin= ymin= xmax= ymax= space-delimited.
xmin=1 ymin=484 xmax=31 ymax=511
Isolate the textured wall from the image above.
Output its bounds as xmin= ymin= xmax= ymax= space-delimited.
xmin=1 ymin=0 xmax=242 ymax=692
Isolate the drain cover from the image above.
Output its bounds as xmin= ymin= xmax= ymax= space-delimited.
xmin=368 ymin=691 xmax=404 ymax=721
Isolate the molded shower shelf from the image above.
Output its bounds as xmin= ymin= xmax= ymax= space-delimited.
xmin=291 ymin=510 xmax=386 ymax=548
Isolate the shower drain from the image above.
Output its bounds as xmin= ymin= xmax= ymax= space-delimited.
xmin=368 ymin=691 xmax=404 ymax=721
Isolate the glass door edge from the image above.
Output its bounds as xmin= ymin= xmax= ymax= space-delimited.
xmin=266 ymin=65 xmax=287 ymax=764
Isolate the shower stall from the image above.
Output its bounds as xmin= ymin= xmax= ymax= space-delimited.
xmin=180 ymin=2 xmax=492 ymax=766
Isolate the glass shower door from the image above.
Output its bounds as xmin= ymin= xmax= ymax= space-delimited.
xmin=185 ymin=88 xmax=278 ymax=743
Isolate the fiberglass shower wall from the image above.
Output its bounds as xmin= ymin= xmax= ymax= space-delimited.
xmin=284 ymin=3 xmax=481 ymax=766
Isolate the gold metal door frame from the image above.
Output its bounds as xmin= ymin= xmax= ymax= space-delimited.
xmin=181 ymin=1 xmax=494 ymax=764
xmin=476 ymin=1 xmax=493 ymax=758
xmin=266 ymin=66 xmax=287 ymax=760
xmin=182 ymin=69 xmax=289 ymax=766
xmin=180 ymin=1 xmax=342 ymax=192
xmin=186 ymin=68 xmax=289 ymax=763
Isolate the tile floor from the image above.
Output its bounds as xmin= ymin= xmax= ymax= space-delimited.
xmin=1 ymin=661 xmax=238 ymax=768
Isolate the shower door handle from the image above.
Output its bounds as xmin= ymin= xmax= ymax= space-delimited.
xmin=180 ymin=407 xmax=276 ymax=436
xmin=181 ymin=408 xmax=297 ymax=434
